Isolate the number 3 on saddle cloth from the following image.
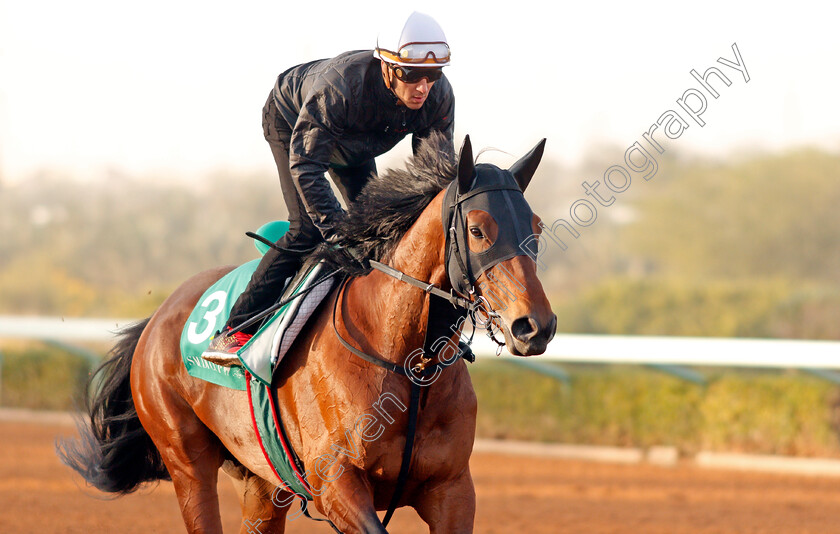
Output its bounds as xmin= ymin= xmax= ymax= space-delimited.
xmin=179 ymin=220 xmax=336 ymax=390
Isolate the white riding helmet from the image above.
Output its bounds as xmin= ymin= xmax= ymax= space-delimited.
xmin=374 ymin=12 xmax=451 ymax=67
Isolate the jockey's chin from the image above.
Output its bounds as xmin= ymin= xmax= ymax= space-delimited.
xmin=403 ymin=95 xmax=428 ymax=109
xmin=392 ymin=78 xmax=433 ymax=110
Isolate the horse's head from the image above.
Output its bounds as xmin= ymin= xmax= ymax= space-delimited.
xmin=443 ymin=136 xmax=557 ymax=356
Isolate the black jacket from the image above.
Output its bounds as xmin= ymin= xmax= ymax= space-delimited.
xmin=270 ymin=50 xmax=455 ymax=236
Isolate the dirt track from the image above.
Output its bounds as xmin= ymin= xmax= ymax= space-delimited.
xmin=2 ymin=419 xmax=839 ymax=533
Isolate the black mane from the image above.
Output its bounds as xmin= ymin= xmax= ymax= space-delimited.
xmin=310 ymin=131 xmax=456 ymax=274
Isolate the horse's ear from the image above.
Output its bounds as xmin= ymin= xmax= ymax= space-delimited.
xmin=457 ymin=135 xmax=475 ymax=194
xmin=509 ymin=138 xmax=546 ymax=192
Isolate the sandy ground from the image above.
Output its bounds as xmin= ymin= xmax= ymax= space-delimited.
xmin=2 ymin=419 xmax=840 ymax=534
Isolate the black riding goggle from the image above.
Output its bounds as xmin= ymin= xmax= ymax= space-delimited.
xmin=390 ymin=65 xmax=443 ymax=84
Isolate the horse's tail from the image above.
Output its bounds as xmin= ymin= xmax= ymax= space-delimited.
xmin=56 ymin=317 xmax=170 ymax=494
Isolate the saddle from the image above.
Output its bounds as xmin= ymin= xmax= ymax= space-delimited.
xmin=238 ymin=257 xmax=336 ymax=385
xmin=179 ymin=221 xmax=336 ymax=389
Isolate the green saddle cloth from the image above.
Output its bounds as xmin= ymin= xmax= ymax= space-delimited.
xmin=179 ymin=220 xmax=336 ymax=388
xmin=180 ymin=259 xmax=257 ymax=390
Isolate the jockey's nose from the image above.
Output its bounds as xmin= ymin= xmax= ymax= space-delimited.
xmin=416 ymin=79 xmax=429 ymax=93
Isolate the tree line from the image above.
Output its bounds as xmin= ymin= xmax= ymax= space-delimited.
xmin=2 ymin=147 xmax=838 ymax=338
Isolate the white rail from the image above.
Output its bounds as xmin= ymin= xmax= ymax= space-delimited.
xmin=1 ymin=316 xmax=838 ymax=369
xmin=470 ymin=335 xmax=840 ymax=369
xmin=0 ymin=315 xmax=139 ymax=343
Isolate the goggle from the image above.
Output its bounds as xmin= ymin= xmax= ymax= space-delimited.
xmin=377 ymin=41 xmax=451 ymax=65
xmin=390 ymin=64 xmax=444 ymax=83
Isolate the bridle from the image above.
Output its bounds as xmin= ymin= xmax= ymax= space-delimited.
xmin=334 ymin=167 xmax=536 ymax=374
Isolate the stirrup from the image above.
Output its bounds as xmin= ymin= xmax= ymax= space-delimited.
xmin=200 ymin=329 xmax=252 ymax=367
xmin=201 ymin=352 xmax=242 ymax=367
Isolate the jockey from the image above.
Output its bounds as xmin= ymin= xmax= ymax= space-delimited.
xmin=203 ymin=11 xmax=455 ymax=365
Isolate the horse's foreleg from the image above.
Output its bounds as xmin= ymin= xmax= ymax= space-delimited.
xmin=413 ymin=468 xmax=476 ymax=534
xmin=314 ymin=468 xmax=388 ymax=534
xmin=222 ymin=461 xmax=290 ymax=534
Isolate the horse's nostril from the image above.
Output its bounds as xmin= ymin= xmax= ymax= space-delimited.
xmin=511 ymin=316 xmax=539 ymax=342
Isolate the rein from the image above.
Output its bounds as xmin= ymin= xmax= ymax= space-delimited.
xmin=369 ymin=260 xmax=484 ymax=317
xmin=368 ymin=259 xmax=505 ymax=355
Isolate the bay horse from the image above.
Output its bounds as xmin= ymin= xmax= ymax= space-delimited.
xmin=57 ymin=133 xmax=556 ymax=533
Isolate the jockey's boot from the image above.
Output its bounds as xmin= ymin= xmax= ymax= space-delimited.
xmin=201 ymin=328 xmax=252 ymax=367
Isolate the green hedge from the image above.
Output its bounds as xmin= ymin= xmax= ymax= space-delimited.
xmin=0 ymin=347 xmax=92 ymax=410
xmin=554 ymin=278 xmax=840 ymax=340
xmin=470 ymin=362 xmax=840 ymax=457
xmin=4 ymin=349 xmax=839 ymax=458
xmin=699 ymin=373 xmax=840 ymax=456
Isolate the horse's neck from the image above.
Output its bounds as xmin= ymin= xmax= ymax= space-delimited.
xmin=345 ymin=193 xmax=448 ymax=361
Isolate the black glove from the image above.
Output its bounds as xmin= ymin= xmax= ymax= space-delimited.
xmin=319 ymin=210 xmax=348 ymax=245
xmin=323 ymin=228 xmax=343 ymax=246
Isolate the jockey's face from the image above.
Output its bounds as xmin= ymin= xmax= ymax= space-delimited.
xmin=381 ymin=61 xmax=435 ymax=110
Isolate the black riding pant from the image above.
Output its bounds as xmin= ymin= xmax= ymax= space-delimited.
xmin=226 ymin=94 xmax=375 ymax=332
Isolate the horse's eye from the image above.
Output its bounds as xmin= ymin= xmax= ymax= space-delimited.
xmin=469 ymin=227 xmax=484 ymax=239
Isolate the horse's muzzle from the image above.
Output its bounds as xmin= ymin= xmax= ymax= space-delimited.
xmin=506 ymin=313 xmax=557 ymax=356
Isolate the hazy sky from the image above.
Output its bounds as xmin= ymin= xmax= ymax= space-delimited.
xmin=1 ymin=0 xmax=838 ymax=183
